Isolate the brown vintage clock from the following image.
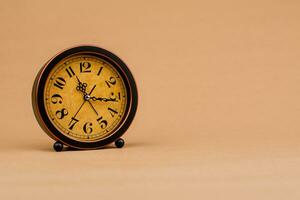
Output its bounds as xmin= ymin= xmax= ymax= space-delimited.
xmin=32 ymin=46 xmax=138 ymax=151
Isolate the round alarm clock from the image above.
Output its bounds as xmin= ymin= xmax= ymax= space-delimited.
xmin=32 ymin=46 xmax=138 ymax=151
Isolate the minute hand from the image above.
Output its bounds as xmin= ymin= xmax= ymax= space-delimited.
xmin=90 ymin=96 xmax=118 ymax=102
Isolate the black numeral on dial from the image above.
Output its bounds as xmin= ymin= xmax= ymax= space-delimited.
xmin=105 ymin=76 xmax=116 ymax=88
xmin=68 ymin=117 xmax=79 ymax=130
xmin=54 ymin=77 xmax=66 ymax=90
xmin=97 ymin=66 xmax=103 ymax=76
xmin=55 ymin=108 xmax=68 ymax=119
xmin=66 ymin=66 xmax=75 ymax=78
xmin=97 ymin=116 xmax=108 ymax=129
xmin=83 ymin=122 xmax=93 ymax=134
xmin=80 ymin=62 xmax=91 ymax=73
xmin=108 ymin=108 xmax=118 ymax=118
xmin=51 ymin=94 xmax=63 ymax=104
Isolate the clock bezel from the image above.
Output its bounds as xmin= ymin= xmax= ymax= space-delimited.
xmin=32 ymin=46 xmax=138 ymax=149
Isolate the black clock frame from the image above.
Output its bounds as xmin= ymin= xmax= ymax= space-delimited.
xmin=33 ymin=46 xmax=138 ymax=149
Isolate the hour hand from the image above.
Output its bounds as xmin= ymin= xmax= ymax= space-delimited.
xmin=75 ymin=76 xmax=87 ymax=94
xmin=90 ymin=96 xmax=118 ymax=102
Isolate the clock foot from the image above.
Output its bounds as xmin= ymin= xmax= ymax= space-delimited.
xmin=53 ymin=141 xmax=64 ymax=152
xmin=115 ymin=138 xmax=125 ymax=148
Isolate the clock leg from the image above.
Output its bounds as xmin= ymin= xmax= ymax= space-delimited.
xmin=115 ymin=138 xmax=125 ymax=148
xmin=53 ymin=141 xmax=64 ymax=152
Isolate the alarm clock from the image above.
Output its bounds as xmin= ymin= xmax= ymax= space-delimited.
xmin=32 ymin=46 xmax=138 ymax=151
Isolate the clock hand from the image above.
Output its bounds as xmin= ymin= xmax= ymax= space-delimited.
xmin=84 ymin=85 xmax=98 ymax=115
xmin=87 ymin=101 xmax=98 ymax=115
xmin=75 ymin=75 xmax=81 ymax=83
xmin=90 ymin=96 xmax=118 ymax=102
xmin=90 ymin=91 xmax=119 ymax=102
xmin=72 ymin=100 xmax=85 ymax=119
xmin=88 ymin=85 xmax=96 ymax=95
xmin=75 ymin=76 xmax=87 ymax=95
xmin=90 ymin=92 xmax=119 ymax=102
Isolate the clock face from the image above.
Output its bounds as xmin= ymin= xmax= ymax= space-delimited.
xmin=33 ymin=46 xmax=138 ymax=149
xmin=44 ymin=55 xmax=127 ymax=142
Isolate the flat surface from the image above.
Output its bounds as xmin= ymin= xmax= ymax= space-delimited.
xmin=1 ymin=0 xmax=300 ymax=199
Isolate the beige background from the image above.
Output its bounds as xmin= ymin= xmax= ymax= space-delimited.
xmin=1 ymin=0 xmax=300 ymax=199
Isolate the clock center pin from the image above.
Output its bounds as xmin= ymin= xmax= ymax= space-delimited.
xmin=84 ymin=94 xmax=91 ymax=101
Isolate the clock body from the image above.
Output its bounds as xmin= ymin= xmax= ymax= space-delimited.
xmin=32 ymin=46 xmax=138 ymax=149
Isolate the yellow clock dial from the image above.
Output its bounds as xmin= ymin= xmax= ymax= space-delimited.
xmin=43 ymin=55 xmax=127 ymax=142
